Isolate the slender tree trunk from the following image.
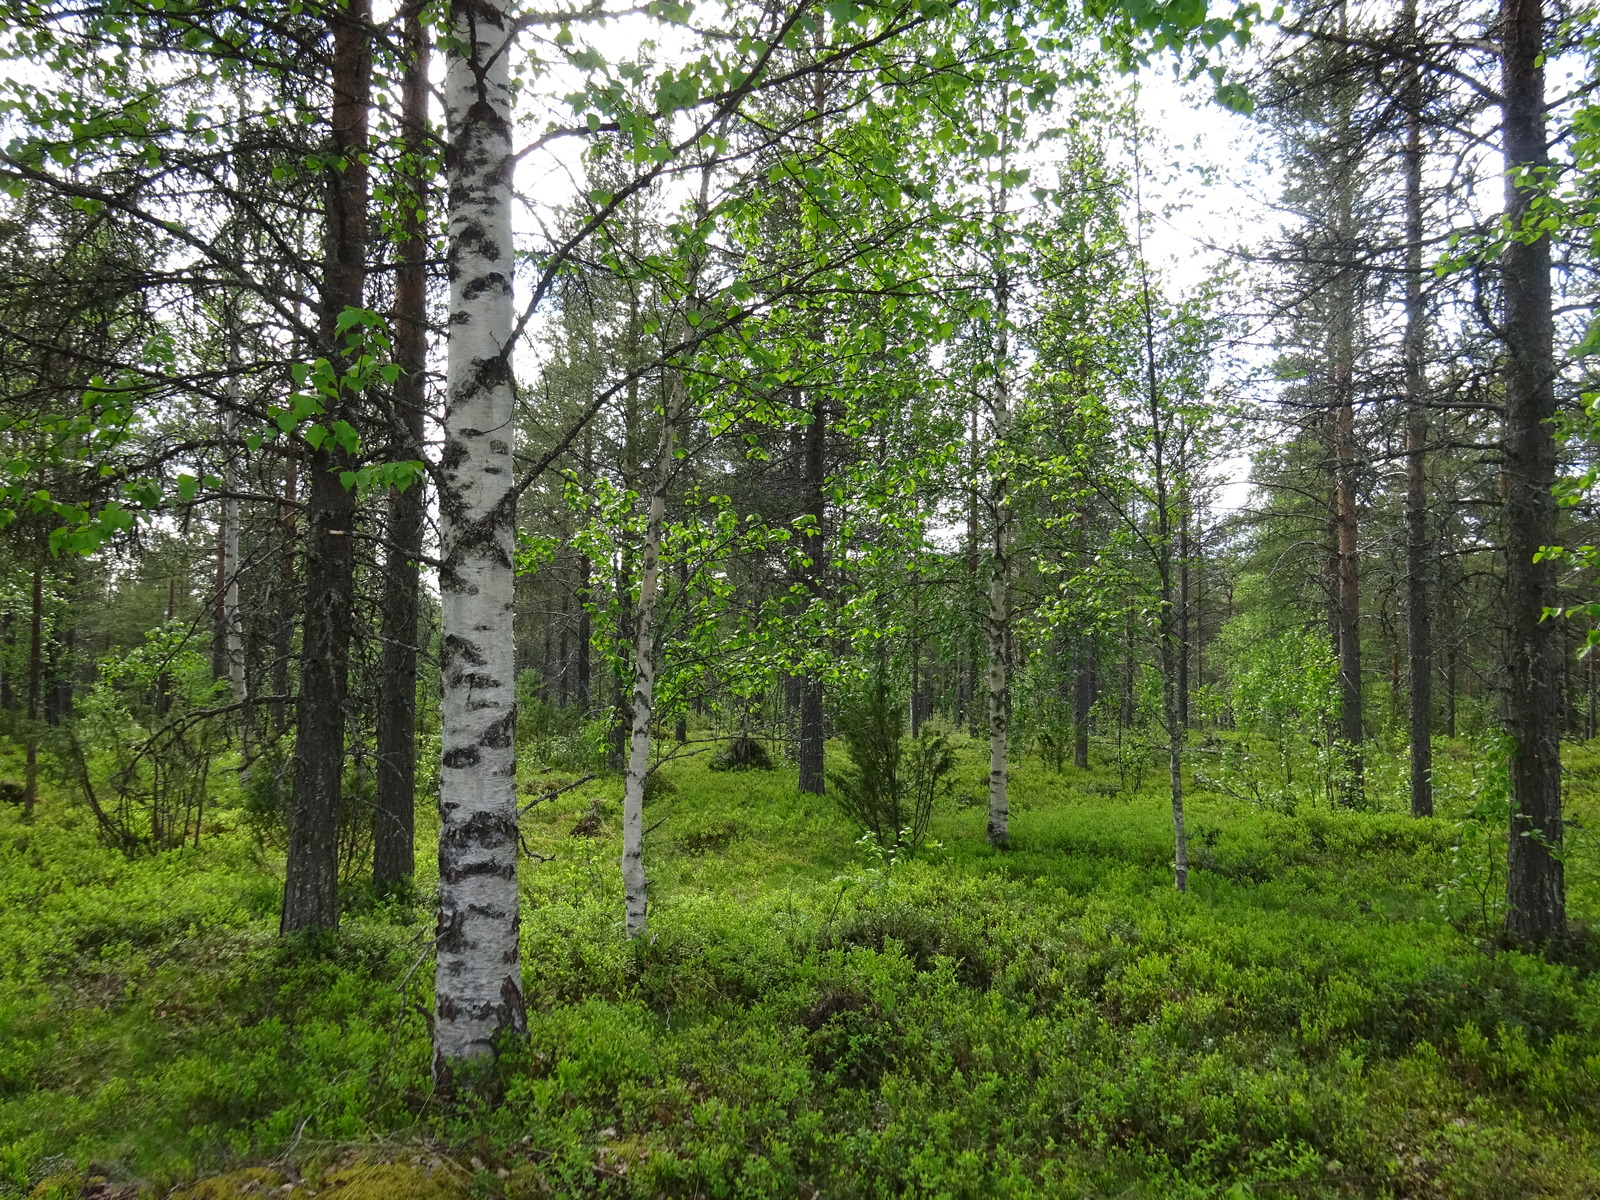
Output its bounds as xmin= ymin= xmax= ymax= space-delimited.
xmin=1332 ymin=273 xmax=1364 ymax=799
xmin=1160 ymin=610 xmax=1187 ymax=892
xmin=986 ymin=268 xmax=1012 ymax=849
xmin=0 ymin=611 xmax=12 ymax=712
xmin=273 ymin=455 xmax=297 ymax=734
xmin=373 ymin=12 xmax=429 ymax=888
xmin=1074 ymin=637 xmax=1094 ymax=770
xmin=674 ymin=556 xmax=688 ymax=743
xmin=1500 ymin=0 xmax=1565 ymax=942
xmin=222 ymin=336 xmax=248 ymax=747
xmin=798 ymin=387 xmax=826 ymax=795
xmin=622 ymin=375 xmax=686 ymax=939
xmin=281 ymin=0 xmax=370 ymax=935
xmin=1403 ymin=0 xmax=1433 ymax=817
xmin=23 ymin=565 xmax=41 ymax=821
xmin=212 ymin=518 xmax=229 ymax=682
xmin=1133 ymin=130 xmax=1187 ymax=889
xmin=1177 ymin=509 xmax=1190 ymax=728
xmin=576 ymin=554 xmax=592 ymax=711
xmin=433 ymin=0 xmax=526 ymax=1075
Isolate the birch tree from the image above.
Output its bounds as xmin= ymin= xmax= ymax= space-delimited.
xmin=433 ymin=0 xmax=525 ymax=1075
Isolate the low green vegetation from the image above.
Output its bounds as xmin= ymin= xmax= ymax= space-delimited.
xmin=4 ymin=735 xmax=1599 ymax=1199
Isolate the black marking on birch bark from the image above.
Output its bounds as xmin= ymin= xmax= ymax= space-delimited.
xmin=470 ymin=352 xmax=511 ymax=391
xmin=441 ymin=858 xmax=515 ymax=883
xmin=479 ymin=710 xmax=515 ymax=748
xmin=436 ymin=908 xmax=467 ymax=953
xmin=441 ymin=440 xmax=468 ymax=471
xmin=501 ymin=975 xmax=527 ymax=1025
xmin=463 ymin=273 xmax=506 ymax=302
xmin=436 ymin=995 xmax=461 ymax=1020
xmin=442 ymin=633 xmax=488 ymax=668
xmin=457 ymin=224 xmax=500 ymax=264
xmin=452 ymin=671 xmax=500 ymax=691
xmin=441 ymin=808 xmax=517 ymax=848
xmin=489 ymin=439 xmax=509 ymax=455
xmin=442 ymin=745 xmax=480 ymax=768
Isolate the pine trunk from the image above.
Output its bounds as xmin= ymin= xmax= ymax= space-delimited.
xmin=373 ymin=12 xmax=429 ymax=887
xmin=281 ymin=0 xmax=370 ymax=935
xmin=1500 ymin=0 xmax=1566 ymax=942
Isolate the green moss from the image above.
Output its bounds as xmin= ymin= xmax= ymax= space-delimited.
xmin=317 ymin=1162 xmax=469 ymax=1200
xmin=167 ymin=1167 xmax=287 ymax=1199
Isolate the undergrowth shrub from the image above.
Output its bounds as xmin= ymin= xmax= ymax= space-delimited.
xmin=828 ymin=671 xmax=954 ymax=855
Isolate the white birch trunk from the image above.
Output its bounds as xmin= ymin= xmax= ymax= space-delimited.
xmin=622 ymin=376 xmax=686 ymax=939
xmin=433 ymin=0 xmax=524 ymax=1078
xmin=986 ymin=275 xmax=1011 ymax=849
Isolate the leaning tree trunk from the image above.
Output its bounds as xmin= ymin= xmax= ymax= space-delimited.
xmin=281 ymin=0 xmax=371 ymax=935
xmin=373 ymin=11 xmax=430 ymax=888
xmin=1402 ymin=0 xmax=1433 ymax=818
xmin=1500 ymin=0 xmax=1566 ymax=942
xmin=433 ymin=0 xmax=526 ymax=1077
xmin=622 ymin=374 xmax=687 ymax=939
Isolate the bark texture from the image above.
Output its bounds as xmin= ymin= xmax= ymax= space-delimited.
xmin=374 ymin=12 xmax=429 ymax=887
xmin=434 ymin=0 xmax=526 ymax=1074
xmin=281 ymin=0 xmax=371 ymax=934
xmin=1330 ymin=184 xmax=1364 ymax=799
xmin=986 ymin=276 xmax=1011 ymax=850
xmin=1500 ymin=0 xmax=1565 ymax=942
xmin=622 ymin=375 xmax=686 ymax=939
xmin=798 ymin=388 xmax=826 ymax=796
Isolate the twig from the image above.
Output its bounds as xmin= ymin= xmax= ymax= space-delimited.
xmin=518 ymin=772 xmax=596 ymax=817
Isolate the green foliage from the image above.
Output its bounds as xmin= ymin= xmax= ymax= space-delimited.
xmin=827 ymin=672 xmax=956 ymax=856
xmin=515 ymin=684 xmax=605 ymax=775
xmin=1199 ymin=615 xmax=1351 ymax=812
xmin=6 ymin=735 xmax=1600 ymax=1198
xmin=1436 ymin=735 xmax=1512 ymax=943
xmin=67 ymin=621 xmax=231 ymax=852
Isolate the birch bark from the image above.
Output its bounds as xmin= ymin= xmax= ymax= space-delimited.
xmin=433 ymin=0 xmax=525 ymax=1073
xmin=622 ymin=374 xmax=687 ymax=938
xmin=985 ymin=298 xmax=1011 ymax=849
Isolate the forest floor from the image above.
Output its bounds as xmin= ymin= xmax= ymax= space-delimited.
xmin=3 ymin=734 xmax=1600 ymax=1199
